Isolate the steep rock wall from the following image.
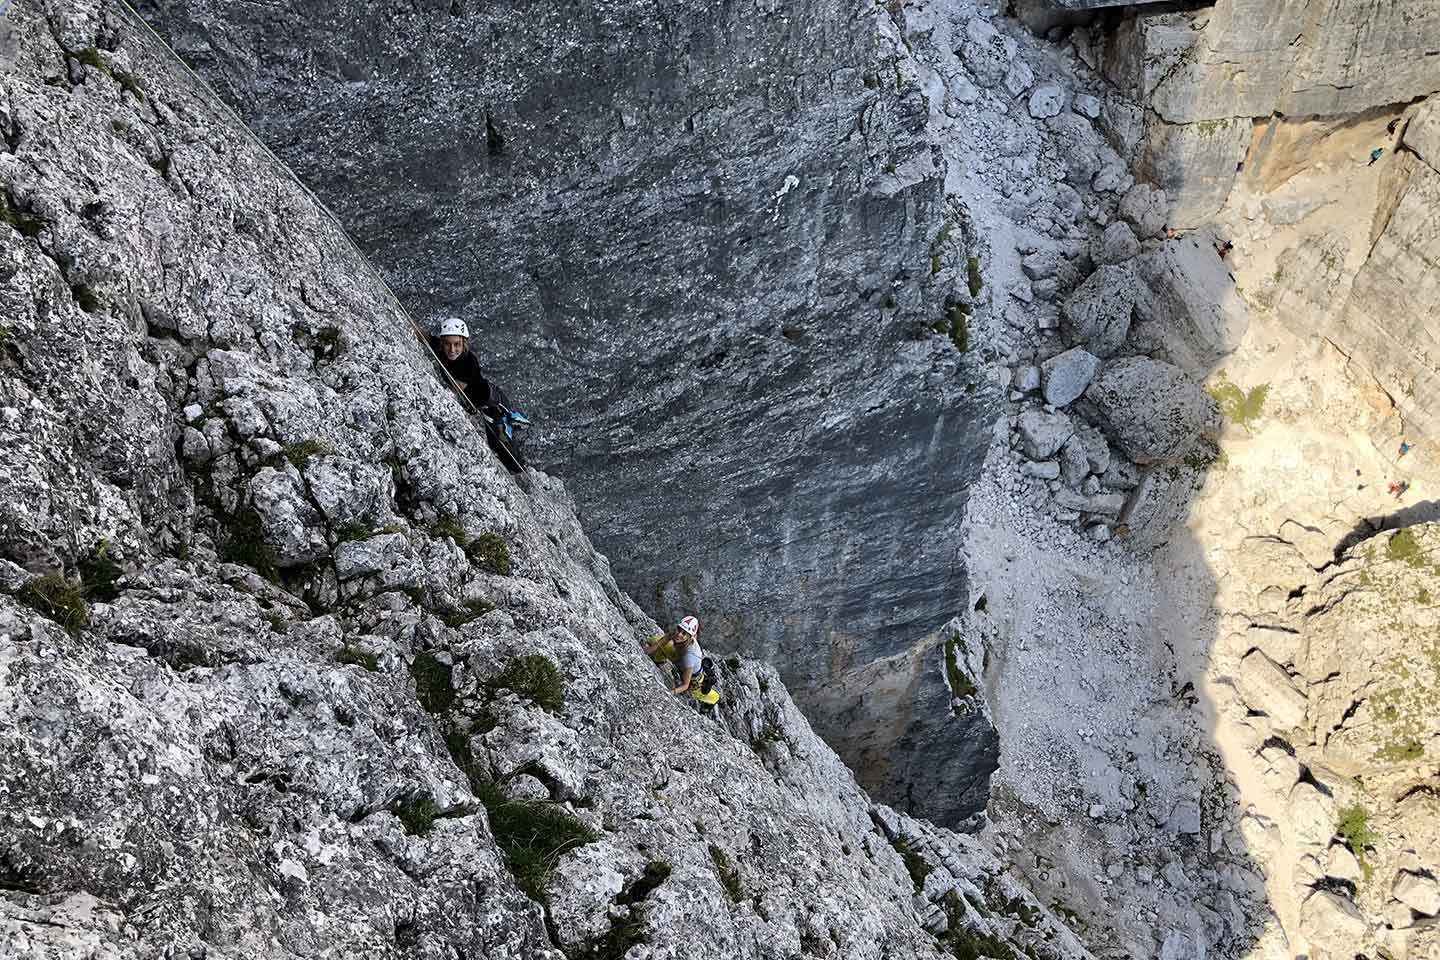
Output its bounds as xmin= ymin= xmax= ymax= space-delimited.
xmin=0 ymin=3 xmax=1088 ymax=958
xmin=132 ymin=0 xmax=998 ymax=821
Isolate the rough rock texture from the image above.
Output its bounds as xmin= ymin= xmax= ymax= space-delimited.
xmin=1114 ymin=1 xmax=1440 ymax=124
xmin=131 ymin=0 xmax=998 ymax=823
xmin=1133 ymin=237 xmax=1250 ymax=375
xmin=1079 ymin=357 xmax=1219 ymax=464
xmin=0 ymin=4 xmax=1092 ymax=959
xmin=1137 ymin=116 xmax=1251 ymax=229
xmin=1325 ymin=139 xmax=1440 ymax=438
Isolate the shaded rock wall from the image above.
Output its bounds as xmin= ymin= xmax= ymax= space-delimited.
xmin=0 ymin=3 xmax=1088 ymax=957
xmin=133 ymin=0 xmax=997 ymax=820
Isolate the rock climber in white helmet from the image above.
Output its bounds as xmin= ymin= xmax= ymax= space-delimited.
xmin=642 ymin=615 xmax=717 ymax=703
xmin=415 ymin=316 xmax=531 ymax=471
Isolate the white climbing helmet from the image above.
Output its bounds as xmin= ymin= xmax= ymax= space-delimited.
xmin=678 ymin=616 xmax=699 ymax=638
xmin=439 ymin=317 xmax=469 ymax=339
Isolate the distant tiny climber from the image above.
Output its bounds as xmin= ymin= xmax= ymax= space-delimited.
xmin=1369 ymin=148 xmax=1384 ymax=166
xmin=1399 ymin=440 xmax=1413 ymax=458
xmin=1388 ymin=480 xmax=1410 ymax=499
xmin=417 ymin=317 xmax=530 ymax=472
xmin=1216 ymin=240 xmax=1234 ymax=260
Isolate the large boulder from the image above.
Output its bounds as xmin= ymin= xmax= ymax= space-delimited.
xmin=1078 ymin=357 xmax=1219 ymax=463
xmin=1061 ymin=264 xmax=1138 ymax=358
xmin=1118 ymin=182 xmax=1168 ymax=239
xmin=1134 ymin=237 xmax=1249 ymax=374
xmin=1298 ymin=890 xmax=1368 ymax=954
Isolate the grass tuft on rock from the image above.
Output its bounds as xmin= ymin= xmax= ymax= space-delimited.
xmin=578 ymin=860 xmax=673 ymax=960
xmin=18 ymin=572 xmax=89 ymax=632
xmin=221 ymin=506 xmax=278 ymax=580
xmin=891 ymin=836 xmax=932 ymax=891
xmin=283 ymin=438 xmax=334 ymax=470
xmin=708 ymin=843 xmax=744 ymax=902
xmin=1336 ymin=805 xmax=1376 ymax=859
xmin=1 ymin=192 xmax=48 ymax=239
xmin=391 ymin=795 xmax=440 ymax=836
xmin=77 ymin=544 xmax=123 ymax=603
xmin=477 ymin=778 xmax=597 ymax=902
xmin=411 ymin=650 xmax=456 ymax=714
xmin=488 ymin=654 xmax=565 ymax=712
xmin=467 ymin=532 xmax=512 ymax=575
xmin=336 ymin=645 xmax=380 ymax=672
xmin=440 ymin=598 xmax=494 ymax=628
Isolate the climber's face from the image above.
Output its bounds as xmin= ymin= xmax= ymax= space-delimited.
xmin=438 ymin=335 xmax=467 ymax=362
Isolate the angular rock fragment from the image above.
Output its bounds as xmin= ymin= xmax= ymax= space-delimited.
xmin=1041 ymin=347 xmax=1100 ymax=407
xmin=1017 ymin=409 xmax=1075 ymax=460
xmin=1237 ymin=650 xmax=1308 ymax=729
xmin=1061 ymin=264 xmax=1138 ymax=358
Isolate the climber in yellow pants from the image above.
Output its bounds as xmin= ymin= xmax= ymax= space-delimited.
xmin=643 ymin=616 xmax=719 ymax=706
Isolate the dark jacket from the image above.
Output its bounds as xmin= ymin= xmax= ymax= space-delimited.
xmin=428 ymin=336 xmax=504 ymax=414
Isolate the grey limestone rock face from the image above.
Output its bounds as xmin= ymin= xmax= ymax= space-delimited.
xmin=1091 ymin=220 xmax=1139 ymax=265
xmin=1118 ymin=182 xmax=1169 ymax=239
xmin=0 ymin=4 xmax=1089 ymax=959
xmin=1078 ymin=357 xmax=1219 ymax=464
xmin=133 ymin=0 xmax=999 ymax=824
xmin=1136 ymin=116 xmax=1250 ymax=230
xmin=1111 ymin=1 xmax=1440 ymax=125
xmin=1327 ymin=145 xmax=1440 ymax=438
xmin=1061 ymin=263 xmax=1137 ymax=358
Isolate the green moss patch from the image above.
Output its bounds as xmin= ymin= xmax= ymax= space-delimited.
xmin=1207 ymin=376 xmax=1269 ymax=433
xmin=966 ymin=256 xmax=983 ymax=298
xmin=488 ymin=654 xmax=564 ymax=712
xmin=1385 ymin=528 xmax=1430 ymax=568
xmin=944 ymin=632 xmax=977 ymax=710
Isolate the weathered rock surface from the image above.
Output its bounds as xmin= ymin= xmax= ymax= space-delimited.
xmin=0 ymin=4 xmax=1091 ymax=959
xmin=1078 ymin=357 xmax=1219 ymax=463
xmin=132 ymin=0 xmax=998 ymax=821
xmin=1041 ymin=348 xmax=1100 ymax=408
xmin=1061 ymin=264 xmax=1137 ymax=358
xmin=1137 ymin=116 xmax=1251 ymax=229
xmin=1327 ymin=147 xmax=1440 ymax=438
xmin=1103 ymin=2 xmax=1440 ymax=124
xmin=1133 ymin=238 xmax=1249 ymax=375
